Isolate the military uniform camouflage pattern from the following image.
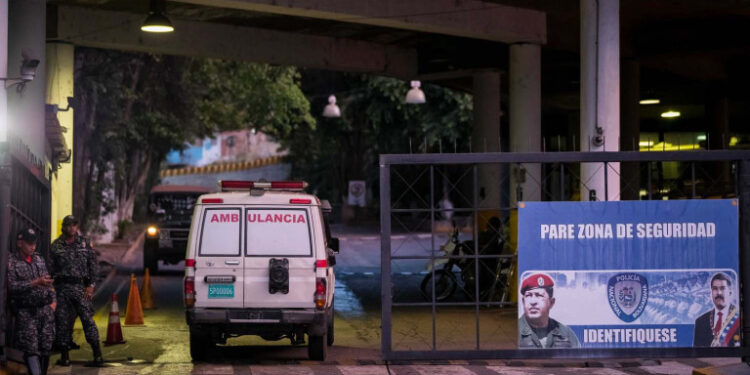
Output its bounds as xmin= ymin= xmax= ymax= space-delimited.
xmin=49 ymin=235 xmax=100 ymax=348
xmin=8 ymin=251 xmax=56 ymax=356
xmin=518 ymin=315 xmax=580 ymax=348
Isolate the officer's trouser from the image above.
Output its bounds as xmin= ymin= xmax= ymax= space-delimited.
xmin=54 ymin=285 xmax=100 ymax=348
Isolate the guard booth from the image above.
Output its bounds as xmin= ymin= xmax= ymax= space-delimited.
xmin=379 ymin=150 xmax=750 ymax=360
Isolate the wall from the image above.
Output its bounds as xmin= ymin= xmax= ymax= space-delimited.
xmin=162 ymin=163 xmax=291 ymax=191
xmin=46 ymin=42 xmax=74 ymax=239
xmin=166 ymin=130 xmax=285 ymax=167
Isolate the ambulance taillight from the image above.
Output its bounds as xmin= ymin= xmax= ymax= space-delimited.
xmin=314 ymin=278 xmax=326 ymax=309
xmin=184 ymin=276 xmax=195 ymax=308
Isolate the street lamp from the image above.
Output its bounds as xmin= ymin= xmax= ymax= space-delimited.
xmin=141 ymin=0 xmax=175 ymax=33
xmin=322 ymin=95 xmax=341 ymax=118
xmin=405 ymin=80 xmax=426 ymax=104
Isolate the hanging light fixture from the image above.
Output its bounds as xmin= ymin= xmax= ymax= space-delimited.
xmin=322 ymin=95 xmax=341 ymax=118
xmin=141 ymin=0 xmax=175 ymax=33
xmin=639 ymin=99 xmax=660 ymax=105
xmin=660 ymin=110 xmax=681 ymax=118
xmin=405 ymin=80 xmax=426 ymax=104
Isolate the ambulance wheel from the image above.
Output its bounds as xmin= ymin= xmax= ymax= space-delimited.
xmin=308 ymin=334 xmax=327 ymax=361
xmin=189 ymin=328 xmax=210 ymax=362
xmin=327 ymin=311 xmax=334 ymax=346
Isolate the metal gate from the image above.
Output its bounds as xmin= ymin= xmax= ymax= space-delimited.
xmin=380 ymin=150 xmax=750 ymax=360
xmin=0 ymin=145 xmax=52 ymax=357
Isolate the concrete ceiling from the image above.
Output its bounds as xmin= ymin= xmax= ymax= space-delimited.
xmin=46 ymin=0 xmax=750 ymax=130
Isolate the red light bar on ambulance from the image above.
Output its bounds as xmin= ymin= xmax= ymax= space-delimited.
xmin=219 ymin=180 xmax=308 ymax=192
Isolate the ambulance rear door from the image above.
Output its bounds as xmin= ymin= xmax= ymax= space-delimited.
xmin=193 ymin=206 xmax=245 ymax=308
xmin=243 ymin=206 xmax=317 ymax=308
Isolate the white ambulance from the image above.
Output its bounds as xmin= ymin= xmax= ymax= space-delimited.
xmin=183 ymin=180 xmax=338 ymax=361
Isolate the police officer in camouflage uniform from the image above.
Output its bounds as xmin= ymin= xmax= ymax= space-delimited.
xmin=518 ymin=273 xmax=580 ymax=348
xmin=48 ymin=215 xmax=103 ymax=366
xmin=8 ymin=228 xmax=56 ymax=375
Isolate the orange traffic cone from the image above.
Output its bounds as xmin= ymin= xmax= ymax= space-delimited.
xmin=124 ymin=274 xmax=145 ymax=325
xmin=104 ymin=294 xmax=126 ymax=345
xmin=141 ymin=268 xmax=154 ymax=310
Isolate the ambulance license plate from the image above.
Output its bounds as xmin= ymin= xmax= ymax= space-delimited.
xmin=208 ymin=284 xmax=234 ymax=298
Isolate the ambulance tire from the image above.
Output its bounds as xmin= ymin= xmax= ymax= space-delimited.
xmin=327 ymin=310 xmax=334 ymax=346
xmin=308 ymin=334 xmax=327 ymax=361
xmin=189 ymin=328 xmax=211 ymax=362
xmin=144 ymin=241 xmax=158 ymax=274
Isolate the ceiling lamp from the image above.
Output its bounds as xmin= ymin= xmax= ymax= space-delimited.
xmin=639 ymin=99 xmax=660 ymax=105
xmin=141 ymin=0 xmax=175 ymax=33
xmin=660 ymin=110 xmax=680 ymax=118
xmin=322 ymin=95 xmax=341 ymax=118
xmin=405 ymin=80 xmax=426 ymax=104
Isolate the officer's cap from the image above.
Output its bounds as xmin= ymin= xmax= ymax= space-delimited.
xmin=16 ymin=228 xmax=37 ymax=244
xmin=521 ymin=273 xmax=554 ymax=295
xmin=62 ymin=215 xmax=79 ymax=226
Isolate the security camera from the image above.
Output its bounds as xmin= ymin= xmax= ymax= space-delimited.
xmin=20 ymin=59 xmax=40 ymax=82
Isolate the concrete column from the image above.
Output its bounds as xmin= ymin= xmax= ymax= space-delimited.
xmin=509 ymin=43 xmax=541 ymax=205
xmin=471 ymin=71 xmax=501 ymax=227
xmin=707 ymin=94 xmax=730 ymax=184
xmin=7 ymin=0 xmax=45 ymax=157
xmin=46 ymin=42 xmax=74 ymax=239
xmin=620 ymin=59 xmax=639 ymax=200
xmin=707 ymin=95 xmax=729 ymax=150
xmin=1 ymin=0 xmax=8 ymax=142
xmin=580 ymin=0 xmax=620 ymax=201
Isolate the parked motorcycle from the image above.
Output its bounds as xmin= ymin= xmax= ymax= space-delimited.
xmin=420 ymin=220 xmax=512 ymax=303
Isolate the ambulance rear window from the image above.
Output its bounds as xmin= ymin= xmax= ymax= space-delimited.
xmin=199 ymin=208 xmax=242 ymax=256
xmin=245 ymin=208 xmax=312 ymax=257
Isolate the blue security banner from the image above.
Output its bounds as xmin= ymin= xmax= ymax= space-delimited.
xmin=517 ymin=200 xmax=739 ymax=349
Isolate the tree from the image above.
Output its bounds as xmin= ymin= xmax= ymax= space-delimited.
xmin=73 ymin=48 xmax=471 ymax=233
xmin=73 ymin=48 xmax=313 ymax=233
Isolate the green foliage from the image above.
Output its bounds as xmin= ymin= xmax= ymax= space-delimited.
xmin=187 ymin=60 xmax=315 ymax=139
xmin=286 ymin=73 xmax=473 ymax=204
xmin=116 ymin=220 xmax=133 ymax=240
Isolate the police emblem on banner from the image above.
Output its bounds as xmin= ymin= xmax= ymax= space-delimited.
xmin=607 ymin=272 xmax=649 ymax=323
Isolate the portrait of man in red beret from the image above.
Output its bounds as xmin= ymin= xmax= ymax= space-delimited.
xmin=518 ymin=273 xmax=579 ymax=348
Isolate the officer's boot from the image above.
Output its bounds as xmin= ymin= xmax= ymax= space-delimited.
xmin=24 ymin=355 xmax=42 ymax=375
xmin=55 ymin=348 xmax=71 ymax=366
xmin=88 ymin=341 xmax=105 ymax=367
xmin=40 ymin=355 xmax=50 ymax=375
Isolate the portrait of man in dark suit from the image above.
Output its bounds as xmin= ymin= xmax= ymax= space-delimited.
xmin=693 ymin=272 xmax=740 ymax=347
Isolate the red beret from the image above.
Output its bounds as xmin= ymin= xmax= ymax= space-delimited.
xmin=521 ymin=273 xmax=554 ymax=294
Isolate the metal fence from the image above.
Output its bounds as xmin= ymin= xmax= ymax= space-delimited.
xmin=9 ymin=158 xmax=51 ymax=256
xmin=380 ymin=150 xmax=750 ymax=360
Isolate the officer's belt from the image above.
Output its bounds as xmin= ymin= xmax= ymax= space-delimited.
xmin=54 ymin=276 xmax=88 ymax=285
